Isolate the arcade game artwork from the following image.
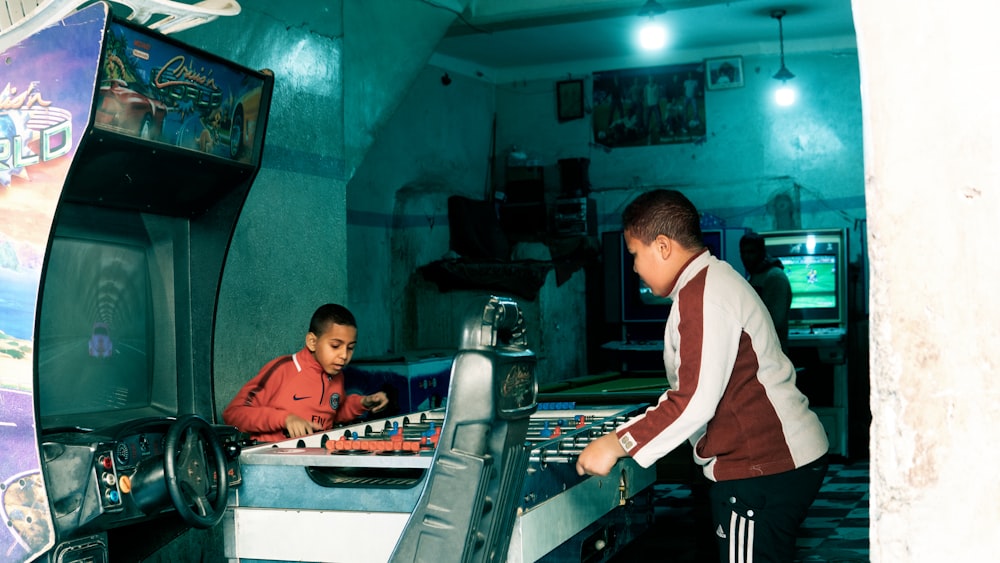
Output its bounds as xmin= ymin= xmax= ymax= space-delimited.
xmin=94 ymin=20 xmax=266 ymax=163
xmin=0 ymin=6 xmax=110 ymax=560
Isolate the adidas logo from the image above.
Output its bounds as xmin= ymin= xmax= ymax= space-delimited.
xmin=716 ymin=524 xmax=727 ymax=539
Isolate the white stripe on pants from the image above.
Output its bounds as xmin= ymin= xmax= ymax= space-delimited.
xmin=728 ymin=509 xmax=755 ymax=563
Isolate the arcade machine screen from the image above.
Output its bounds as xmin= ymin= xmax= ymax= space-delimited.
xmin=779 ymin=254 xmax=838 ymax=310
xmin=608 ymin=229 xmax=722 ymax=326
xmin=761 ymin=229 xmax=848 ymax=330
xmin=36 ymin=212 xmax=160 ymax=429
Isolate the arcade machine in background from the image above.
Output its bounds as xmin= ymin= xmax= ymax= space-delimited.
xmin=596 ymin=226 xmax=745 ymax=374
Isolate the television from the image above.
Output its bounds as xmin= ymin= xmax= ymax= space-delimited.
xmin=604 ymin=229 xmax=731 ymax=326
xmin=759 ymin=229 xmax=848 ymax=330
xmin=602 ymin=231 xmax=670 ymax=324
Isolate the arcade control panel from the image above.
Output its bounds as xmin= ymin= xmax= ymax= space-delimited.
xmin=42 ymin=418 xmax=242 ymax=534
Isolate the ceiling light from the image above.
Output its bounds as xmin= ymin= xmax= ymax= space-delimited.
xmin=774 ymin=86 xmax=796 ymax=106
xmin=771 ymin=10 xmax=795 ymax=81
xmin=771 ymin=9 xmax=796 ymax=106
xmin=637 ymin=0 xmax=667 ymax=51
xmin=639 ymin=22 xmax=667 ymax=50
xmin=771 ymin=10 xmax=795 ymax=82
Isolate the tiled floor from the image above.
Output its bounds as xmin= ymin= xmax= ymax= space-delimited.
xmin=610 ymin=459 xmax=870 ymax=562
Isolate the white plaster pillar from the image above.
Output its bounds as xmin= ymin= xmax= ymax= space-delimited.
xmin=854 ymin=1 xmax=1000 ymax=559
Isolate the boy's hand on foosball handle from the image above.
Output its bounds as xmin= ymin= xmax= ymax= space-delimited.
xmin=576 ymin=432 xmax=627 ymax=477
xmin=285 ymin=414 xmax=321 ymax=438
xmin=363 ymin=391 xmax=390 ymax=413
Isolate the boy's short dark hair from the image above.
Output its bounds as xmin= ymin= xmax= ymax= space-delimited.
xmin=622 ymin=189 xmax=704 ymax=250
xmin=309 ymin=303 xmax=357 ymax=335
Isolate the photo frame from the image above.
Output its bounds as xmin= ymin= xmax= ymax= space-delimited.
xmin=705 ymin=56 xmax=744 ymax=90
xmin=556 ymin=79 xmax=584 ymax=122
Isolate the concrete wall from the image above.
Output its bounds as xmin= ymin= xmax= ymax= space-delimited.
xmin=345 ymin=66 xmax=496 ymax=357
xmin=344 ymin=63 xmax=590 ymax=385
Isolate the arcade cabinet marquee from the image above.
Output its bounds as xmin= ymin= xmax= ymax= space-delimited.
xmin=77 ymin=7 xmax=272 ymax=215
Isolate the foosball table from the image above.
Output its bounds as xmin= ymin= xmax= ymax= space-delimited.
xmin=222 ymin=296 xmax=656 ymax=562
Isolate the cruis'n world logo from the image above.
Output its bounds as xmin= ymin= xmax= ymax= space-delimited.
xmin=0 ymin=81 xmax=73 ymax=186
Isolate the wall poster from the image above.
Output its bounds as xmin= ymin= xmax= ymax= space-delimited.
xmin=592 ymin=62 xmax=706 ymax=148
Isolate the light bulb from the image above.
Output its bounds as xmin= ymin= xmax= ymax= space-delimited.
xmin=638 ymin=21 xmax=667 ymax=50
xmin=775 ymin=84 xmax=796 ymax=106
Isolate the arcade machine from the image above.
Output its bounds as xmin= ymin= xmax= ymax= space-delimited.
xmin=226 ymin=295 xmax=657 ymax=563
xmin=0 ymin=3 xmax=272 ymax=562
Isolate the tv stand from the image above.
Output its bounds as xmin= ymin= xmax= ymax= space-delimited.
xmin=600 ymin=321 xmax=668 ymax=373
xmin=601 ymin=339 xmax=664 ymax=374
xmin=601 ymin=340 xmax=663 ymax=352
xmin=789 ymin=325 xmax=849 ymax=458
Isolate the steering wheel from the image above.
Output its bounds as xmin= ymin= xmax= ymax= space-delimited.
xmin=163 ymin=414 xmax=229 ymax=528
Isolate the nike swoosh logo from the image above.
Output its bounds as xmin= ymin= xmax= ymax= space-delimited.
xmin=293 ymin=395 xmax=312 ymax=401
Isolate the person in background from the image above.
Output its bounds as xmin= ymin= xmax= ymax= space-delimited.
xmin=643 ymin=74 xmax=663 ymax=141
xmin=739 ymin=231 xmax=793 ymax=353
xmin=223 ymin=303 xmax=389 ymax=443
xmin=576 ymin=189 xmax=828 ymax=563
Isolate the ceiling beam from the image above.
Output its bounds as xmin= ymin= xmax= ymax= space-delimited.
xmin=448 ymin=0 xmax=753 ymax=36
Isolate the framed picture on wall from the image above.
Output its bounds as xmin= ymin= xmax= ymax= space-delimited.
xmin=591 ymin=62 xmax=706 ymax=148
xmin=556 ymin=79 xmax=584 ymax=122
xmin=705 ymin=56 xmax=744 ymax=90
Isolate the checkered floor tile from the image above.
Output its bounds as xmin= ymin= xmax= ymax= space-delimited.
xmin=609 ymin=460 xmax=870 ymax=562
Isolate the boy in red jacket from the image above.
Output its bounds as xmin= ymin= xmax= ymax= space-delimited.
xmin=223 ymin=303 xmax=389 ymax=442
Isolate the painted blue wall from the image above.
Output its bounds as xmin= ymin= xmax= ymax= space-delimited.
xmin=346 ymin=66 xmax=497 ymax=357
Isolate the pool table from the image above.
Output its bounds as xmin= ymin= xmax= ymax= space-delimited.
xmin=537 ymin=372 xmax=668 ymax=405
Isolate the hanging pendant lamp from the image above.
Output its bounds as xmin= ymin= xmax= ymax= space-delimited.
xmin=771 ymin=9 xmax=796 ymax=106
xmin=637 ymin=0 xmax=666 ymax=18
xmin=637 ymin=0 xmax=667 ymax=51
xmin=771 ymin=9 xmax=795 ymax=81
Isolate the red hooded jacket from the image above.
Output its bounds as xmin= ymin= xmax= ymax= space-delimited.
xmin=223 ymin=347 xmax=367 ymax=442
